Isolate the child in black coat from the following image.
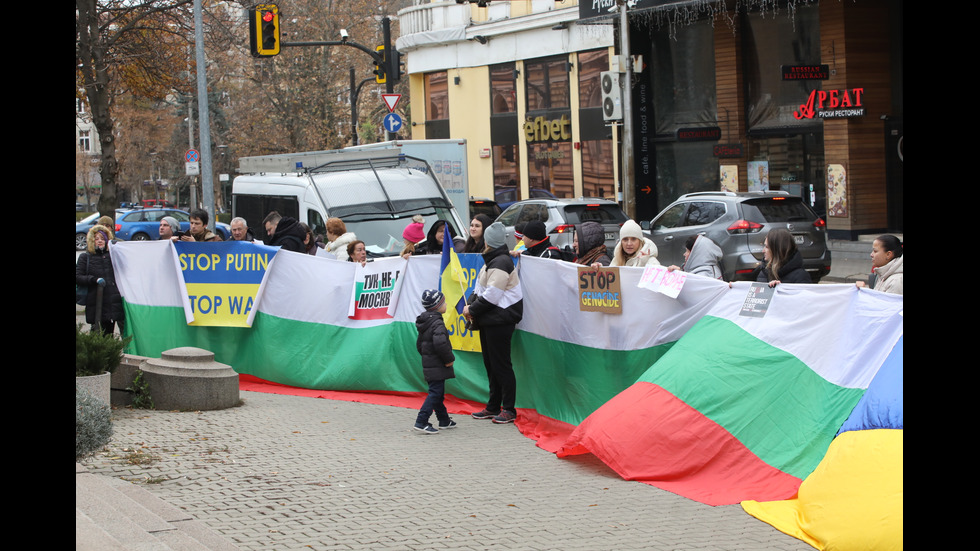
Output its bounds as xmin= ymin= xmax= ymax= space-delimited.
xmin=414 ymin=289 xmax=457 ymax=434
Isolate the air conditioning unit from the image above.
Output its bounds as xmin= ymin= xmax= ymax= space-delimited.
xmin=600 ymin=71 xmax=623 ymax=121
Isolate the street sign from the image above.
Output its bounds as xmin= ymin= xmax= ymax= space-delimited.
xmin=382 ymin=113 xmax=403 ymax=134
xmin=185 ymin=149 xmax=200 ymax=176
xmin=382 ymin=94 xmax=401 ymax=112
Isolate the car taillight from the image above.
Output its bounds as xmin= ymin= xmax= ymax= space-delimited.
xmin=813 ymin=217 xmax=826 ymax=228
xmin=115 ymin=224 xmax=122 ymax=232
xmin=727 ymin=220 xmax=763 ymax=234
xmin=553 ymin=224 xmax=574 ymax=234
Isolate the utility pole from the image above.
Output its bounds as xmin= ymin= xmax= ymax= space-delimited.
xmin=618 ymin=0 xmax=636 ymax=220
xmin=194 ymin=0 xmax=215 ymax=231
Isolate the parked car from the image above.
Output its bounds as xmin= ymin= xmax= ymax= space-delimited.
xmin=494 ymin=187 xmax=558 ymax=210
xmin=113 ymin=208 xmax=231 ymax=242
xmin=469 ymin=196 xmax=502 ymax=220
xmin=494 ymin=197 xmax=630 ymax=252
xmin=141 ymin=199 xmax=174 ymax=208
xmin=643 ymin=191 xmax=831 ymax=282
xmin=75 ymin=210 xmax=129 ymax=251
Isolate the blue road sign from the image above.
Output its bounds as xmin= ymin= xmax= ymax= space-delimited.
xmin=382 ymin=113 xmax=403 ymax=134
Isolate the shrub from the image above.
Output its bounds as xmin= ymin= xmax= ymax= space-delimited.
xmin=76 ymin=386 xmax=112 ymax=460
xmin=76 ymin=323 xmax=130 ymax=377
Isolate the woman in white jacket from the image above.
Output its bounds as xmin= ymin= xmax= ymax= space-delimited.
xmin=610 ymin=220 xmax=660 ymax=268
xmin=858 ymin=234 xmax=903 ymax=295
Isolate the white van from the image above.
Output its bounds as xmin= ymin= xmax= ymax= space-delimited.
xmin=233 ymin=151 xmax=465 ymax=257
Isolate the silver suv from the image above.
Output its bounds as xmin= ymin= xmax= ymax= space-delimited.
xmin=644 ymin=191 xmax=831 ymax=282
xmin=495 ymin=198 xmax=630 ymax=252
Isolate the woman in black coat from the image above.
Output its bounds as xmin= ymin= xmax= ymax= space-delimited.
xmin=754 ymin=228 xmax=811 ymax=286
xmin=76 ymin=224 xmax=125 ymax=334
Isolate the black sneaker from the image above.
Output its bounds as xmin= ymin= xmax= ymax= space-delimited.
xmin=471 ymin=409 xmax=499 ymax=420
xmin=492 ymin=411 xmax=516 ymax=424
xmin=413 ymin=423 xmax=438 ymax=434
xmin=438 ymin=419 xmax=457 ymax=429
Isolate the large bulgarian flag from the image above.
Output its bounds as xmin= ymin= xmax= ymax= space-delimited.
xmin=111 ymin=240 xmax=727 ymax=433
xmin=557 ymin=282 xmax=904 ymax=507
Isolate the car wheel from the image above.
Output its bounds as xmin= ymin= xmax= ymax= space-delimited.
xmin=132 ymin=232 xmax=150 ymax=242
xmin=76 ymin=233 xmax=87 ymax=251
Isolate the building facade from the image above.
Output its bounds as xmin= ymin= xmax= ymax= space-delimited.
xmin=397 ymin=0 xmax=902 ymax=238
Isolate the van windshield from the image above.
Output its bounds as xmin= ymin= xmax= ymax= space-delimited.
xmin=342 ymin=207 xmax=462 ymax=257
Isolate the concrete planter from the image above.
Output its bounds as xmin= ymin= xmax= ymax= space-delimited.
xmin=76 ymin=371 xmax=111 ymax=406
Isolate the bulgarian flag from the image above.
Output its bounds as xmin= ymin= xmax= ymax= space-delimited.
xmin=557 ymin=283 xmax=904 ymax=507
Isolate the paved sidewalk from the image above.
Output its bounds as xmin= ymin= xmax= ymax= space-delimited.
xmin=78 ymin=391 xmax=812 ymax=550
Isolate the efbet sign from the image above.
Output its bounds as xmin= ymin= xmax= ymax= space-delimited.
xmin=794 ymin=88 xmax=865 ymax=119
xmin=524 ymin=115 xmax=571 ymax=143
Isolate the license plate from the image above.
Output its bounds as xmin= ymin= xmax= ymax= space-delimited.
xmin=605 ymin=232 xmax=617 ymax=242
xmin=794 ymin=235 xmax=805 ymax=244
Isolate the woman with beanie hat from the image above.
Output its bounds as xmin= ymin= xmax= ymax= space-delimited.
xmin=401 ymin=215 xmax=427 ymax=257
xmin=463 ymin=222 xmax=524 ymax=425
xmin=610 ymin=220 xmax=660 ymax=268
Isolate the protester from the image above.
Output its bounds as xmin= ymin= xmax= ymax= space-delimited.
xmin=76 ymin=224 xmax=124 ymax=335
xmin=97 ymin=215 xmax=116 ymax=240
xmin=401 ymin=215 xmax=426 ymax=258
xmin=347 ymin=240 xmax=368 ymax=266
xmin=325 ymin=217 xmax=357 ymax=261
xmin=463 ymin=222 xmax=523 ymax=424
xmin=610 ymin=220 xmax=659 ymax=268
xmin=159 ymin=216 xmax=180 ymax=241
xmin=667 ymin=235 xmax=724 ymax=279
xmin=856 ymin=234 xmax=903 ymax=295
xmin=575 ymin=221 xmax=611 ymax=266
xmin=230 ymin=217 xmax=255 ymax=242
xmin=263 ymin=211 xmax=306 ymax=252
xmin=518 ymin=220 xmax=562 ymax=259
xmin=462 ymin=213 xmax=493 ymax=253
xmin=182 ymin=208 xmax=222 ymax=242
xmin=299 ymin=222 xmax=324 ymax=255
xmin=414 ymin=220 xmax=462 ymax=255
xmin=413 ymin=289 xmax=457 ymax=434
xmin=753 ymin=228 xmax=811 ymax=286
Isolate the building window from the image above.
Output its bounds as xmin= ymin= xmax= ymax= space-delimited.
xmin=425 ymin=71 xmax=449 ymax=139
xmin=578 ymin=49 xmax=615 ymax=199
xmin=79 ymin=130 xmax=91 ymax=152
xmin=528 ymin=142 xmax=573 ymax=199
xmin=490 ymin=63 xmax=520 ymax=198
xmin=525 ymin=56 xmax=570 ymax=111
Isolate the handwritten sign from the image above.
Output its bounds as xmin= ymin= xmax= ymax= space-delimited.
xmin=578 ymin=266 xmax=622 ymax=314
xmin=637 ymin=265 xmax=687 ymax=299
xmin=739 ymin=283 xmax=774 ymax=318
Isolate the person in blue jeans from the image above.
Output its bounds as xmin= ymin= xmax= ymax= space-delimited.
xmin=413 ymin=289 xmax=457 ymax=434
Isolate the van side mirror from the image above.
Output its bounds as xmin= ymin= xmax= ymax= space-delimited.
xmin=640 ymin=220 xmax=650 ymax=231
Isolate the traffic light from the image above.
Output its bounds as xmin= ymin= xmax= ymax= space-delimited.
xmin=374 ymin=45 xmax=386 ymax=84
xmin=386 ymin=48 xmax=401 ymax=83
xmin=249 ymin=4 xmax=281 ymax=57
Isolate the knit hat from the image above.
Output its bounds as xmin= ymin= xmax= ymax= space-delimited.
xmin=403 ymin=221 xmax=425 ymax=243
xmin=484 ymin=222 xmax=507 ymax=248
xmin=523 ymin=220 xmax=547 ymax=241
xmin=421 ymin=289 xmax=445 ymax=310
xmin=161 ymin=216 xmax=180 ymax=234
xmin=620 ymin=219 xmax=643 ymax=241
xmin=514 ymin=222 xmax=527 ymax=240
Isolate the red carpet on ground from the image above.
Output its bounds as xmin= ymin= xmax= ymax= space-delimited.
xmin=239 ymin=375 xmax=578 ymax=452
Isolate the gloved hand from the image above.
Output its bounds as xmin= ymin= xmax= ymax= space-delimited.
xmin=97 ymin=278 xmax=106 ymax=287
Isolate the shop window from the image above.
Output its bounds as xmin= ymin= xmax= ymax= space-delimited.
xmin=491 ymin=63 xmax=520 ymax=197
xmin=528 ymin=142 xmax=573 ymax=199
xmin=491 ymin=63 xmax=517 ymax=114
xmin=578 ymin=49 xmax=614 ymax=199
xmin=578 ymin=50 xmax=607 ymax=109
xmin=581 ymin=139 xmax=615 ymax=199
xmin=743 ymin=2 xmax=821 ymax=132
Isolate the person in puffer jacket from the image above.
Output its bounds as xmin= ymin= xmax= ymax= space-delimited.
xmin=463 ymin=222 xmax=523 ymax=425
xmin=413 ymin=289 xmax=457 ymax=434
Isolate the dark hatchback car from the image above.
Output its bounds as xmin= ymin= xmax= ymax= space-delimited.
xmin=644 ymin=191 xmax=831 ymax=282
